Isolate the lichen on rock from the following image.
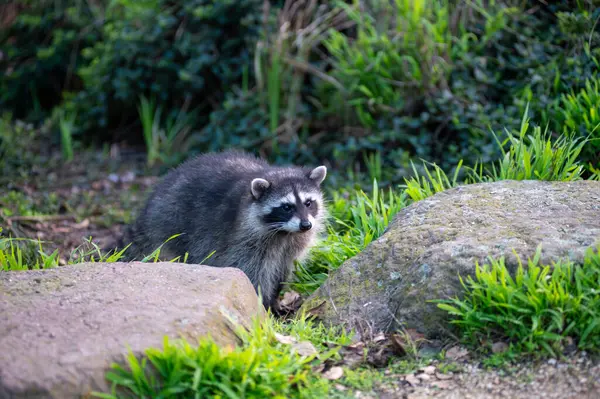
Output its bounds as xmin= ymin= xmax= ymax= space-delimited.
xmin=302 ymin=180 xmax=600 ymax=338
xmin=0 ymin=262 xmax=264 ymax=398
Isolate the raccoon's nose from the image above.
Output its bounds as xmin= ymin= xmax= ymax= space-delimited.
xmin=299 ymin=220 xmax=312 ymax=231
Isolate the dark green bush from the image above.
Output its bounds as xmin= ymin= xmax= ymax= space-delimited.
xmin=0 ymin=0 xmax=102 ymax=120
xmin=230 ymin=0 xmax=600 ymax=174
xmin=65 ymin=0 xmax=263 ymax=139
xmin=2 ymin=0 xmax=598 ymax=178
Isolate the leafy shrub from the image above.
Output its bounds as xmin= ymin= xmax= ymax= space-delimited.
xmin=65 ymin=0 xmax=263 ymax=138
xmin=306 ymin=1 xmax=599 ymax=171
xmin=196 ymin=88 xmax=273 ymax=156
xmin=0 ymin=114 xmax=42 ymax=177
xmin=558 ymin=76 xmax=600 ymax=162
xmin=0 ymin=0 xmax=102 ymax=120
xmin=3 ymin=0 xmax=599 ymax=181
xmin=307 ymin=0 xmax=519 ymax=170
xmin=319 ymin=0 xmax=454 ymax=128
xmin=437 ymin=245 xmax=600 ymax=356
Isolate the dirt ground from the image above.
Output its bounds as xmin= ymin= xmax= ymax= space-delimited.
xmin=376 ymin=353 xmax=600 ymax=399
xmin=1 ymin=147 xmax=157 ymax=261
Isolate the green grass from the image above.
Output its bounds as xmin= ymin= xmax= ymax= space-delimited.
xmin=590 ymin=163 xmax=600 ymax=180
xmin=321 ymin=0 xmax=455 ymax=128
xmin=0 ymin=233 xmax=125 ymax=271
xmin=0 ymin=190 xmax=60 ymax=218
xmin=94 ymin=312 xmax=352 ymax=399
xmin=57 ymin=109 xmax=76 ymax=162
xmin=94 ymin=308 xmax=435 ymax=399
xmin=559 ymin=75 xmax=600 ymax=157
xmin=0 ymin=233 xmax=60 ymax=271
xmin=402 ymin=159 xmax=463 ymax=202
xmin=138 ymin=95 xmax=161 ymax=167
xmin=470 ymin=107 xmax=588 ymax=182
xmin=138 ymin=95 xmax=193 ymax=167
xmin=0 ymin=231 xmax=185 ymax=271
xmin=436 ymin=245 xmax=600 ymax=357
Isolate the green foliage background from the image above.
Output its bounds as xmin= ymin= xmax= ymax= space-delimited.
xmin=1 ymin=0 xmax=599 ymax=180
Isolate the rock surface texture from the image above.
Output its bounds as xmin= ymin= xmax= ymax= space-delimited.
xmin=0 ymin=262 xmax=263 ymax=399
xmin=303 ymin=180 xmax=600 ymax=338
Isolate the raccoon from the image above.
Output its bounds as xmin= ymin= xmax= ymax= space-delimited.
xmin=111 ymin=150 xmax=328 ymax=308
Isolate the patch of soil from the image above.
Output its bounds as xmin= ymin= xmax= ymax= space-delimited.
xmin=372 ymin=353 xmax=600 ymax=399
xmin=1 ymin=146 xmax=159 ymax=260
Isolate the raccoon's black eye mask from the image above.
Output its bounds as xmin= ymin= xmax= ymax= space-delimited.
xmin=281 ymin=200 xmax=311 ymax=212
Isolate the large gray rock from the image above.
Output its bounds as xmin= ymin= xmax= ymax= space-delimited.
xmin=302 ymin=180 xmax=600 ymax=338
xmin=0 ymin=262 xmax=264 ymax=399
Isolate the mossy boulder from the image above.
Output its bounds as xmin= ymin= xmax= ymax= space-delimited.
xmin=302 ymin=180 xmax=600 ymax=338
xmin=0 ymin=262 xmax=264 ymax=398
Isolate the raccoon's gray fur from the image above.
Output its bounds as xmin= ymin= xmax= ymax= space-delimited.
xmin=112 ymin=150 xmax=328 ymax=308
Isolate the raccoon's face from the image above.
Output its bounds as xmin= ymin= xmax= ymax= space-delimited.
xmin=250 ymin=166 xmax=327 ymax=234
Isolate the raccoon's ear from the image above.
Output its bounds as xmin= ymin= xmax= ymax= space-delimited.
xmin=308 ymin=165 xmax=327 ymax=185
xmin=251 ymin=178 xmax=271 ymax=199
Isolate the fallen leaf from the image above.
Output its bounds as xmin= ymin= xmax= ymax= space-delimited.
xmin=367 ymin=345 xmax=392 ymax=368
xmin=348 ymin=341 xmax=365 ymax=350
xmin=280 ymin=290 xmax=301 ymax=307
xmin=417 ymin=373 xmax=431 ymax=381
xmin=107 ymin=174 xmax=120 ymax=183
xmin=421 ymin=365 xmax=436 ymax=375
xmin=306 ymin=300 xmax=326 ymax=317
xmin=373 ymin=332 xmax=386 ymax=343
xmin=435 ymin=372 xmax=453 ymax=380
xmin=338 ymin=344 xmax=365 ymax=368
xmin=404 ymin=374 xmax=420 ymax=386
xmin=445 ymin=345 xmax=469 ymax=361
xmin=120 ymin=171 xmax=136 ymax=183
xmin=334 ymin=384 xmax=347 ymax=391
xmin=292 ymin=341 xmax=318 ymax=357
xmin=322 ymin=366 xmax=344 ymax=380
xmin=390 ymin=333 xmax=408 ymax=356
xmin=390 ymin=329 xmax=427 ymax=356
xmin=405 ymin=328 xmax=426 ymax=343
xmin=274 ymin=333 xmax=297 ymax=345
xmin=491 ymin=341 xmax=509 ymax=353
xmin=275 ymin=290 xmax=303 ymax=315
xmin=74 ymin=218 xmax=90 ymax=229
xmin=312 ymin=363 xmax=325 ymax=373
